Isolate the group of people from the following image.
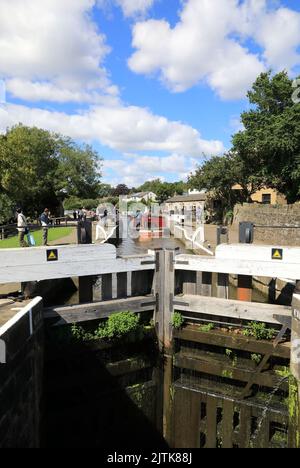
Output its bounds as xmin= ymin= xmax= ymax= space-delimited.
xmin=17 ymin=208 xmax=51 ymax=248
xmin=73 ymin=208 xmax=88 ymax=221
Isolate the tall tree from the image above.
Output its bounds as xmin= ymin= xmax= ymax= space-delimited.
xmin=55 ymin=137 xmax=102 ymax=199
xmin=188 ymin=154 xmax=242 ymax=219
xmin=0 ymin=124 xmax=102 ymax=216
xmin=113 ymin=184 xmax=130 ymax=196
xmin=232 ymin=71 xmax=300 ymax=202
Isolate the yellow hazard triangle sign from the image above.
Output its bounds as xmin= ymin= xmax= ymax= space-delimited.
xmin=272 ymin=248 xmax=283 ymax=260
xmin=47 ymin=249 xmax=58 ymax=262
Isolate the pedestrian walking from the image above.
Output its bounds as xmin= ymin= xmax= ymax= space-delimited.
xmin=17 ymin=208 xmax=28 ymax=247
xmin=40 ymin=208 xmax=51 ymax=246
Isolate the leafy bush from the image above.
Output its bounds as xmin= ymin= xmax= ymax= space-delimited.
xmin=71 ymin=312 xmax=141 ymax=342
xmin=243 ymin=322 xmax=277 ymax=341
xmin=64 ymin=196 xmax=98 ymax=210
xmin=95 ymin=312 xmax=140 ymax=339
xmin=171 ymin=312 xmax=185 ymax=329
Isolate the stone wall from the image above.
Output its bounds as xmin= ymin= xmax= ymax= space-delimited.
xmin=0 ymin=298 xmax=44 ymax=448
xmin=233 ymin=203 xmax=300 ymax=245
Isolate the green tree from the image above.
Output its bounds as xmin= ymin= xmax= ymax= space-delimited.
xmin=136 ymin=179 xmax=187 ymax=204
xmin=98 ymin=184 xmax=112 ymax=198
xmin=189 ymin=154 xmax=242 ymax=219
xmin=0 ymin=125 xmax=102 ymax=216
xmin=0 ymin=194 xmax=14 ymax=224
xmin=55 ymin=138 xmax=102 ymax=199
xmin=232 ymin=71 xmax=300 ymax=202
xmin=113 ymin=184 xmax=130 ymax=196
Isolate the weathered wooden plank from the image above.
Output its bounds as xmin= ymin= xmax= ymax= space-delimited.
xmin=117 ymin=272 xmax=128 ymax=299
xmin=239 ymin=405 xmax=252 ymax=448
xmin=44 ymin=296 xmax=156 ymax=324
xmin=174 ymin=353 xmax=288 ymax=390
xmin=105 ymin=357 xmax=152 ymax=377
xmin=175 ymin=254 xmax=300 ymax=280
xmin=206 ymin=396 xmax=217 ymax=448
xmin=216 ymin=244 xmax=300 ymax=264
xmin=182 ymin=271 xmax=196 ymax=295
xmin=222 ymin=399 xmax=234 ymax=448
xmin=174 ymin=295 xmax=292 ymax=325
xmin=217 ymin=273 xmax=229 ymax=300
xmin=78 ymin=276 xmax=93 ymax=303
xmin=0 ymin=243 xmax=116 ymax=267
xmin=196 ymin=272 xmax=212 ymax=297
xmin=174 ymin=327 xmax=290 ymax=359
xmin=102 ymin=274 xmax=112 ymax=301
xmin=0 ymin=244 xmax=155 ymax=284
xmin=155 ymin=250 xmax=175 ymax=350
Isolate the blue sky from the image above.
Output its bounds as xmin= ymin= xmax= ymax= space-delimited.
xmin=0 ymin=0 xmax=300 ymax=187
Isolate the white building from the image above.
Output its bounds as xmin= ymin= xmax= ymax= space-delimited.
xmin=125 ymin=192 xmax=157 ymax=203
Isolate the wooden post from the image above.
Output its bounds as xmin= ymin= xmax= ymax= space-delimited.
xmin=155 ymin=249 xmax=175 ymax=350
xmin=79 ymin=276 xmax=93 ymax=303
xmin=237 ymin=275 xmax=253 ymax=302
xmin=217 ymin=273 xmax=229 ymax=299
xmin=196 ymin=271 xmax=212 ymax=297
xmin=290 ymin=286 xmax=300 ymax=447
xmin=78 ymin=220 xmax=94 ymax=302
xmin=155 ymin=249 xmax=175 ymax=446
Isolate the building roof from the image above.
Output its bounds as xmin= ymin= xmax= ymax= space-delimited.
xmin=131 ymin=191 xmax=155 ymax=198
xmin=166 ymin=193 xmax=207 ymax=203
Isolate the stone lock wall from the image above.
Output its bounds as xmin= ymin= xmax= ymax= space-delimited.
xmin=0 ymin=298 xmax=44 ymax=448
xmin=233 ymin=203 xmax=300 ymax=245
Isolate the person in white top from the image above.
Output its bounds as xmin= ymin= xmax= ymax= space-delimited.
xmin=17 ymin=208 xmax=28 ymax=247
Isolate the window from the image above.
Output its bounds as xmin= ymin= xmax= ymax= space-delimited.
xmin=262 ymin=193 xmax=271 ymax=204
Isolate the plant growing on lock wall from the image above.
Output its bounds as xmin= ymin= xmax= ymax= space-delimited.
xmin=225 ymin=348 xmax=238 ymax=367
xmin=171 ymin=312 xmax=185 ymax=329
xmin=251 ymin=353 xmax=262 ymax=365
xmin=243 ymin=322 xmax=277 ymax=341
xmin=95 ymin=312 xmax=140 ymax=339
xmin=71 ymin=311 xmax=141 ymax=341
xmin=199 ymin=323 xmax=215 ymax=332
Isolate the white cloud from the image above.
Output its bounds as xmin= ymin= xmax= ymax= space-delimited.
xmin=0 ymin=103 xmax=224 ymax=157
xmin=128 ymin=0 xmax=300 ymax=99
xmin=97 ymin=0 xmax=155 ymax=18
xmin=103 ymin=153 xmax=195 ymax=186
xmin=0 ymin=0 xmax=117 ymax=103
xmin=254 ymin=7 xmax=300 ymax=70
xmin=6 ymin=78 xmax=120 ymax=106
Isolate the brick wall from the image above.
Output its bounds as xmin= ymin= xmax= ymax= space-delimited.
xmin=0 ymin=298 xmax=44 ymax=448
xmin=233 ymin=203 xmax=300 ymax=245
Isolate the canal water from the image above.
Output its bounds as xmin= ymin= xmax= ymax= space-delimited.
xmin=116 ymin=234 xmax=190 ymax=256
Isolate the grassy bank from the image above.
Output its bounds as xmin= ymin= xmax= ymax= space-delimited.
xmin=0 ymin=227 xmax=74 ymax=248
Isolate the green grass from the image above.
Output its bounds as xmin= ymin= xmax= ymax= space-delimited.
xmin=0 ymin=227 xmax=74 ymax=248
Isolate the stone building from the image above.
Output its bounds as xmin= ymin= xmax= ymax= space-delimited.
xmin=164 ymin=192 xmax=207 ymax=222
xmin=232 ymin=185 xmax=287 ymax=205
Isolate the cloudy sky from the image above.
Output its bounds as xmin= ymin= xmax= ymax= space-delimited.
xmin=0 ymin=0 xmax=300 ymax=187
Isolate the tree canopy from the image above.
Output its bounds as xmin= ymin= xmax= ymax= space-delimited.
xmin=232 ymin=71 xmax=300 ymax=203
xmin=189 ymin=71 xmax=300 ymax=219
xmin=136 ymin=179 xmax=187 ymax=204
xmin=0 ymin=124 xmax=102 ymax=218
